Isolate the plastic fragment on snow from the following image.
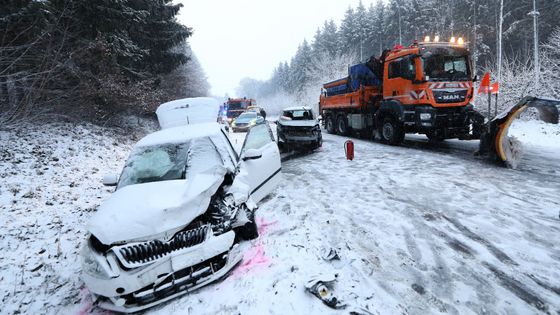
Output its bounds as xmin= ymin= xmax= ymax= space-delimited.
xmin=321 ymin=247 xmax=340 ymax=261
xmin=305 ymin=273 xmax=346 ymax=309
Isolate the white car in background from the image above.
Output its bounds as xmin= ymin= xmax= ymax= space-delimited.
xmin=81 ymin=104 xmax=281 ymax=312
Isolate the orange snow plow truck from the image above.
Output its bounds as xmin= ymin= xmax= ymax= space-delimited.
xmin=319 ymin=39 xmax=559 ymax=167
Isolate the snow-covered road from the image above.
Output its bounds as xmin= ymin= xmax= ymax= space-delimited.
xmin=1 ymin=121 xmax=559 ymax=314
xmin=151 ymin=124 xmax=560 ymax=314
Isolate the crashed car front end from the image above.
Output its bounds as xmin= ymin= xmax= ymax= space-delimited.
xmin=81 ymin=127 xmax=258 ymax=312
xmin=278 ymin=124 xmax=321 ymax=144
xmin=81 ymin=224 xmax=244 ymax=313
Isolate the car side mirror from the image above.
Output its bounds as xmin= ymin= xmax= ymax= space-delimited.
xmin=102 ymin=174 xmax=118 ymax=186
xmin=241 ymin=148 xmax=262 ymax=161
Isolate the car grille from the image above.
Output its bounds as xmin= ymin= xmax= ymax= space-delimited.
xmin=112 ymin=225 xmax=209 ymax=268
xmin=284 ymin=126 xmax=314 ymax=136
xmin=235 ymin=123 xmax=248 ymax=127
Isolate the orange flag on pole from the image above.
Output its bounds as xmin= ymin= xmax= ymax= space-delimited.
xmin=490 ymin=82 xmax=500 ymax=94
xmin=478 ymin=72 xmax=491 ymax=94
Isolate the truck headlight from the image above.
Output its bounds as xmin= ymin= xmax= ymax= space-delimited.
xmin=81 ymin=244 xmax=109 ymax=278
xmin=420 ymin=113 xmax=432 ymax=120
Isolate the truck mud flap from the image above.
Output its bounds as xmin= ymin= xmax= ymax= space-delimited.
xmin=479 ymin=96 xmax=559 ymax=168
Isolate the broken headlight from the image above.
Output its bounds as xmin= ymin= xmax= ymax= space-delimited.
xmin=81 ymin=244 xmax=109 ymax=278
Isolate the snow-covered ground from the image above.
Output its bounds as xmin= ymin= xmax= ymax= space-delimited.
xmin=1 ymin=120 xmax=559 ymax=314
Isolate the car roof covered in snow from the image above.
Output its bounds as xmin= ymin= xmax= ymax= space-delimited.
xmin=156 ymin=97 xmax=220 ymax=129
xmin=135 ymin=122 xmax=224 ymax=148
xmin=283 ymin=106 xmax=312 ymax=112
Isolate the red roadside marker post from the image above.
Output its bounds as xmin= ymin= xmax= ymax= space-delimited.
xmin=477 ymin=72 xmax=492 ymax=119
xmin=491 ymin=82 xmax=500 ymax=116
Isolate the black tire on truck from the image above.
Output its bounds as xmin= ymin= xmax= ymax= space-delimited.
xmin=426 ymin=131 xmax=445 ymax=142
xmin=325 ymin=115 xmax=336 ymax=134
xmin=379 ymin=116 xmax=404 ymax=145
xmin=336 ymin=114 xmax=349 ymax=136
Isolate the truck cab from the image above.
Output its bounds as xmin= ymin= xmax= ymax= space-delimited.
xmin=379 ymin=42 xmax=478 ymax=142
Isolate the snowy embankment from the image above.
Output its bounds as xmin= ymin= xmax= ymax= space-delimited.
xmin=1 ymin=119 xmax=559 ymax=314
xmin=0 ymin=123 xmax=137 ymax=314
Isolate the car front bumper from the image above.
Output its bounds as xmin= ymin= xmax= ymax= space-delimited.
xmin=82 ymin=230 xmax=241 ymax=313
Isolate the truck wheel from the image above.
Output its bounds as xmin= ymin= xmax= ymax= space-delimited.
xmin=325 ymin=116 xmax=336 ymax=134
xmin=336 ymin=115 xmax=349 ymax=136
xmin=379 ymin=116 xmax=404 ymax=145
xmin=427 ymin=132 xmax=445 ymax=142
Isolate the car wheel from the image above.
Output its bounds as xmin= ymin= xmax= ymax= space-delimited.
xmin=379 ymin=116 xmax=404 ymax=145
xmin=277 ymin=140 xmax=286 ymax=153
xmin=325 ymin=116 xmax=336 ymax=134
xmin=336 ymin=115 xmax=349 ymax=136
xmin=237 ymin=209 xmax=258 ymax=240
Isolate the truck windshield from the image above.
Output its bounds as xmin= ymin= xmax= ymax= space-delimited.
xmin=423 ymin=55 xmax=469 ymax=81
xmin=228 ymin=101 xmax=245 ymax=110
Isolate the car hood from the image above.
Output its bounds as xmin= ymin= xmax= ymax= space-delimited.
xmin=89 ymin=167 xmax=227 ymax=245
xmin=278 ymin=120 xmax=318 ymax=127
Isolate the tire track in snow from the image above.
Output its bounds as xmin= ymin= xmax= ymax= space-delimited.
xmin=483 ymin=262 xmax=549 ymax=313
xmin=441 ymin=215 xmax=518 ymax=266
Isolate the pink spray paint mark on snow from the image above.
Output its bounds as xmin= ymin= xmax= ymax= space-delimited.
xmin=213 ymin=217 xmax=277 ymax=293
xmin=76 ymin=286 xmax=114 ymax=315
xmin=228 ymin=217 xmax=277 ymax=279
xmin=231 ymin=243 xmax=270 ymax=277
xmin=76 ymin=287 xmax=93 ymax=315
xmin=257 ymin=217 xmax=278 ymax=235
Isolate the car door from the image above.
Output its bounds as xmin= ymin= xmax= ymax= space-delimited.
xmin=237 ymin=122 xmax=281 ymax=203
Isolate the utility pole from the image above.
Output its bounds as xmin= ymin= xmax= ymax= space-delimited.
xmin=528 ymin=0 xmax=540 ymax=90
xmin=472 ymin=0 xmax=478 ymax=73
xmin=496 ymin=0 xmax=503 ymax=116
xmin=397 ymin=0 xmax=402 ymax=45
xmin=360 ymin=32 xmax=363 ymax=61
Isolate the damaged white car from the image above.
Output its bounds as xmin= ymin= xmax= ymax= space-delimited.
xmin=81 ymin=122 xmax=281 ymax=312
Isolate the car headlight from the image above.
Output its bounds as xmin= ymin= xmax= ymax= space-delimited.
xmin=420 ymin=113 xmax=432 ymax=120
xmin=231 ymin=121 xmax=236 ymax=127
xmin=81 ymin=244 xmax=109 ymax=278
xmin=250 ymin=120 xmax=256 ymax=126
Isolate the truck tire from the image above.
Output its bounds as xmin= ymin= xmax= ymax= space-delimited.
xmin=379 ymin=116 xmax=404 ymax=145
xmin=426 ymin=132 xmax=445 ymax=142
xmin=325 ymin=115 xmax=336 ymax=134
xmin=336 ymin=115 xmax=349 ymax=136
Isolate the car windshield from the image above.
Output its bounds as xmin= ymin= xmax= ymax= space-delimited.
xmin=283 ymin=110 xmax=313 ymax=120
xmin=117 ymin=143 xmax=190 ymax=189
xmin=238 ymin=112 xmax=257 ymax=120
xmin=423 ymin=55 xmax=469 ymax=81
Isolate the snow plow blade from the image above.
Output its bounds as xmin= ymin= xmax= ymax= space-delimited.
xmin=478 ymin=96 xmax=559 ymax=168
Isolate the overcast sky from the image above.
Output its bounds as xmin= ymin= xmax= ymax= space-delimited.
xmin=176 ymin=0 xmax=378 ymax=97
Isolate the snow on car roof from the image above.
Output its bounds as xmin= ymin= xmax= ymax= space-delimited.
xmin=283 ymin=106 xmax=312 ymax=112
xmin=135 ymin=122 xmax=224 ymax=148
xmin=156 ymin=97 xmax=220 ymax=129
